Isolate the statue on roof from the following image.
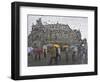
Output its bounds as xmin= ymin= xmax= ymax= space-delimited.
xmin=36 ymin=18 xmax=43 ymax=26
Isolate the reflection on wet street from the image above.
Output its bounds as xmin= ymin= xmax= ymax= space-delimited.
xmin=28 ymin=49 xmax=87 ymax=66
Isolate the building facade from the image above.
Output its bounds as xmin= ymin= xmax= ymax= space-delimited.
xmin=28 ymin=18 xmax=82 ymax=48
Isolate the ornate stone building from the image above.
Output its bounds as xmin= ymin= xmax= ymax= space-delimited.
xmin=28 ymin=18 xmax=82 ymax=48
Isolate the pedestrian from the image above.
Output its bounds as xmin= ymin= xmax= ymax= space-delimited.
xmin=44 ymin=49 xmax=47 ymax=58
xmin=34 ymin=48 xmax=38 ymax=60
xmin=56 ymin=48 xmax=61 ymax=64
xmin=48 ymin=46 xmax=56 ymax=65
xmin=65 ymin=47 xmax=69 ymax=64
xmin=37 ymin=48 xmax=43 ymax=60
xmin=43 ymin=45 xmax=47 ymax=58
xmin=71 ymin=46 xmax=78 ymax=64
xmin=28 ymin=47 xmax=33 ymax=56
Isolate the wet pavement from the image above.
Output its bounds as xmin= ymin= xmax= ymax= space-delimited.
xmin=28 ymin=51 xmax=87 ymax=67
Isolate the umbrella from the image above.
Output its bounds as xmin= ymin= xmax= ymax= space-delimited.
xmin=53 ymin=44 xmax=60 ymax=48
xmin=63 ymin=45 xmax=69 ymax=48
xmin=28 ymin=47 xmax=33 ymax=53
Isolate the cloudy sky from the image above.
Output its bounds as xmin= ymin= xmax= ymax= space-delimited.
xmin=27 ymin=15 xmax=88 ymax=39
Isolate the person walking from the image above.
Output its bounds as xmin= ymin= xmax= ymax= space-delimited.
xmin=49 ymin=46 xmax=56 ymax=65
xmin=43 ymin=45 xmax=47 ymax=58
xmin=37 ymin=48 xmax=43 ymax=60
xmin=72 ymin=46 xmax=78 ymax=64
xmin=56 ymin=48 xmax=61 ymax=64
xmin=65 ymin=47 xmax=69 ymax=64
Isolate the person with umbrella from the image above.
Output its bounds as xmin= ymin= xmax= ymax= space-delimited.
xmin=28 ymin=47 xmax=33 ymax=56
xmin=48 ymin=45 xmax=56 ymax=65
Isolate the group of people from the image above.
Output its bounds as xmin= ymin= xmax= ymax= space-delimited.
xmin=28 ymin=41 xmax=87 ymax=65
xmin=65 ymin=44 xmax=87 ymax=64
xmin=28 ymin=47 xmax=43 ymax=60
xmin=28 ymin=44 xmax=61 ymax=65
